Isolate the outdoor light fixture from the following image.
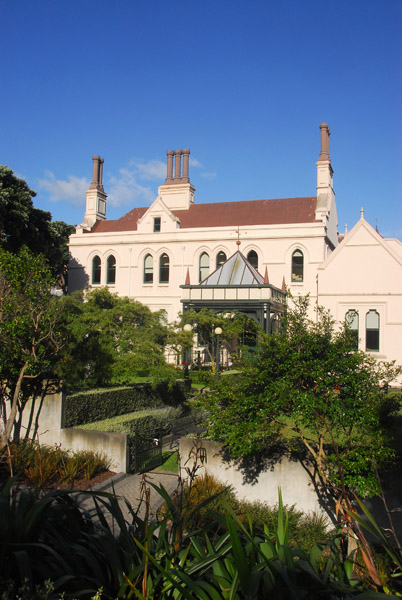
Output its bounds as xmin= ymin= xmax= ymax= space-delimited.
xmin=214 ymin=326 xmax=223 ymax=381
xmin=182 ymin=323 xmax=193 ymax=378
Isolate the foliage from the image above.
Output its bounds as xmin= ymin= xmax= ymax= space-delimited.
xmin=0 ymin=166 xmax=74 ymax=281
xmin=0 ymin=480 xmax=139 ymax=599
xmin=3 ymin=441 xmax=111 ymax=489
xmin=0 ymin=476 xmax=399 ymax=599
xmin=64 ymin=381 xmax=186 ymax=428
xmin=55 ymin=288 xmax=171 ymax=388
xmin=168 ymin=308 xmax=261 ymax=371
xmin=168 ymin=471 xmax=331 ymax=552
xmin=0 ymin=247 xmax=65 ymax=450
xmin=202 ymin=296 xmax=401 ymax=505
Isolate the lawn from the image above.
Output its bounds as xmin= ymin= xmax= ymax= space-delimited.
xmin=155 ymin=451 xmax=179 ymax=472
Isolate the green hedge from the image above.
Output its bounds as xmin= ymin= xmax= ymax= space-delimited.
xmin=65 ymin=381 xmax=188 ymax=427
xmin=107 ymin=405 xmax=186 ymax=471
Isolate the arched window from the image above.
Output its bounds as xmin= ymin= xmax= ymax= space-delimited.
xmin=92 ymin=255 xmax=101 ymax=284
xmin=345 ymin=310 xmax=359 ymax=351
xmin=216 ymin=251 xmax=227 ymax=268
xmin=291 ymin=250 xmax=304 ymax=282
xmin=106 ymin=255 xmax=116 ymax=284
xmin=199 ymin=252 xmax=210 ymax=282
xmin=159 ymin=253 xmax=169 ymax=283
xmin=144 ymin=254 xmax=153 ymax=283
xmin=247 ymin=250 xmax=258 ymax=270
xmin=366 ymin=310 xmax=380 ymax=352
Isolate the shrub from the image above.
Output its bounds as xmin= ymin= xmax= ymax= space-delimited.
xmin=4 ymin=442 xmax=111 ymax=489
xmin=170 ymin=471 xmax=332 ymax=551
xmin=65 ymin=380 xmax=187 ymax=427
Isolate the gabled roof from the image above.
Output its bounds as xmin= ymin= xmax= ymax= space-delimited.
xmin=318 ymin=217 xmax=402 ymax=271
xmin=200 ymin=250 xmax=264 ymax=286
xmin=86 ymin=196 xmax=317 ymax=233
xmin=89 ymin=207 xmax=147 ymax=233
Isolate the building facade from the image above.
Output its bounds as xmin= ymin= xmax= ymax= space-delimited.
xmin=68 ymin=124 xmax=402 ymax=373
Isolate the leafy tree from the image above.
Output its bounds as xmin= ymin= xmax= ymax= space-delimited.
xmin=0 ymin=247 xmax=65 ymax=450
xmin=203 ymin=296 xmax=401 ymax=507
xmin=56 ymin=288 xmax=171 ymax=388
xmin=171 ymin=308 xmax=261 ymax=371
xmin=0 ymin=166 xmax=74 ymax=281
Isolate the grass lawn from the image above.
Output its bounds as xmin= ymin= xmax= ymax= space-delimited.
xmin=155 ymin=451 xmax=179 ymax=472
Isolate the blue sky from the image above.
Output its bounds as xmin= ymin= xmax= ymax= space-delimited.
xmin=2 ymin=0 xmax=401 ymax=239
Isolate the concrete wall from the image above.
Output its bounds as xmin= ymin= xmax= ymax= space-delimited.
xmin=21 ymin=388 xmax=129 ymax=473
xmin=179 ymin=438 xmax=324 ymax=515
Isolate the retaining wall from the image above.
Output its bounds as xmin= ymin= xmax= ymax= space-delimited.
xmin=21 ymin=388 xmax=129 ymax=472
xmin=179 ymin=438 xmax=324 ymax=514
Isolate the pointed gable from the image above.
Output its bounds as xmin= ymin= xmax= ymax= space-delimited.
xmin=319 ymin=218 xmax=402 ymax=295
xmin=200 ymin=250 xmax=264 ymax=286
xmin=136 ymin=196 xmax=180 ymax=234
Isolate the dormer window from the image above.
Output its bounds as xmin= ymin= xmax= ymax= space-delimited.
xmin=154 ymin=217 xmax=161 ymax=232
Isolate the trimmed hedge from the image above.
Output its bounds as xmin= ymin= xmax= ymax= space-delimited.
xmin=105 ymin=405 xmax=186 ymax=471
xmin=65 ymin=381 xmax=188 ymax=427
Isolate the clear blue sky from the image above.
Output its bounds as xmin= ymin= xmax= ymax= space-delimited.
xmin=2 ymin=0 xmax=401 ymax=239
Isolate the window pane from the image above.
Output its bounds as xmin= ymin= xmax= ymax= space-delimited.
xmin=366 ymin=310 xmax=379 ymax=329
xmin=366 ymin=330 xmax=379 ymax=352
xmin=144 ymin=254 xmax=153 ymax=283
xmin=247 ymin=250 xmax=258 ymax=269
xmin=92 ymin=256 xmax=101 ymax=284
xmin=154 ymin=217 xmax=161 ymax=232
xmin=159 ymin=253 xmax=169 ymax=283
xmin=199 ymin=252 xmax=210 ymax=282
xmin=216 ymin=251 xmax=226 ymax=268
xmin=366 ymin=310 xmax=379 ymax=351
xmin=345 ymin=310 xmax=359 ymax=350
xmin=107 ymin=255 xmax=116 ymax=284
xmin=291 ymin=250 xmax=304 ymax=282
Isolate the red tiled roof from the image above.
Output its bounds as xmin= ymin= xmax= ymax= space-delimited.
xmin=175 ymin=197 xmax=317 ymax=228
xmin=89 ymin=207 xmax=148 ymax=233
xmin=86 ymin=197 xmax=317 ymax=233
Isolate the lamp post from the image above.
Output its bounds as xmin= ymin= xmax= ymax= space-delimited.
xmin=183 ymin=323 xmax=192 ymax=379
xmin=214 ymin=326 xmax=222 ymax=381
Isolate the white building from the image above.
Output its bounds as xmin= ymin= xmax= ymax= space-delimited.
xmin=68 ymin=124 xmax=402 ymax=371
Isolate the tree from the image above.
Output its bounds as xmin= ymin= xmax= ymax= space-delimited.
xmin=0 ymin=247 xmax=65 ymax=450
xmin=0 ymin=166 xmax=74 ymax=282
xmin=172 ymin=308 xmax=261 ymax=371
xmin=55 ymin=288 xmax=171 ymax=387
xmin=203 ymin=296 xmax=401 ymax=507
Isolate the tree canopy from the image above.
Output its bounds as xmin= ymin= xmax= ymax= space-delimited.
xmin=0 ymin=166 xmax=74 ymax=281
xmin=171 ymin=308 xmax=261 ymax=371
xmin=56 ymin=287 xmax=171 ymax=388
xmin=0 ymin=247 xmax=65 ymax=449
xmin=203 ymin=296 xmax=401 ymax=503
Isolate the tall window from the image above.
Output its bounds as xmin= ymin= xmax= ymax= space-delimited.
xmin=106 ymin=255 xmax=116 ymax=284
xmin=291 ymin=250 xmax=304 ymax=282
xmin=247 ymin=250 xmax=258 ymax=270
xmin=92 ymin=255 xmax=101 ymax=284
xmin=199 ymin=252 xmax=210 ymax=282
xmin=345 ymin=310 xmax=359 ymax=350
xmin=144 ymin=254 xmax=153 ymax=283
xmin=366 ymin=310 xmax=380 ymax=352
xmin=153 ymin=217 xmax=161 ymax=232
xmin=216 ymin=251 xmax=226 ymax=268
xmin=159 ymin=253 xmax=169 ymax=283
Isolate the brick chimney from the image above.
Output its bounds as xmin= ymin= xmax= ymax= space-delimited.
xmin=159 ymin=148 xmax=195 ymax=211
xmin=81 ymin=155 xmax=107 ymax=229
